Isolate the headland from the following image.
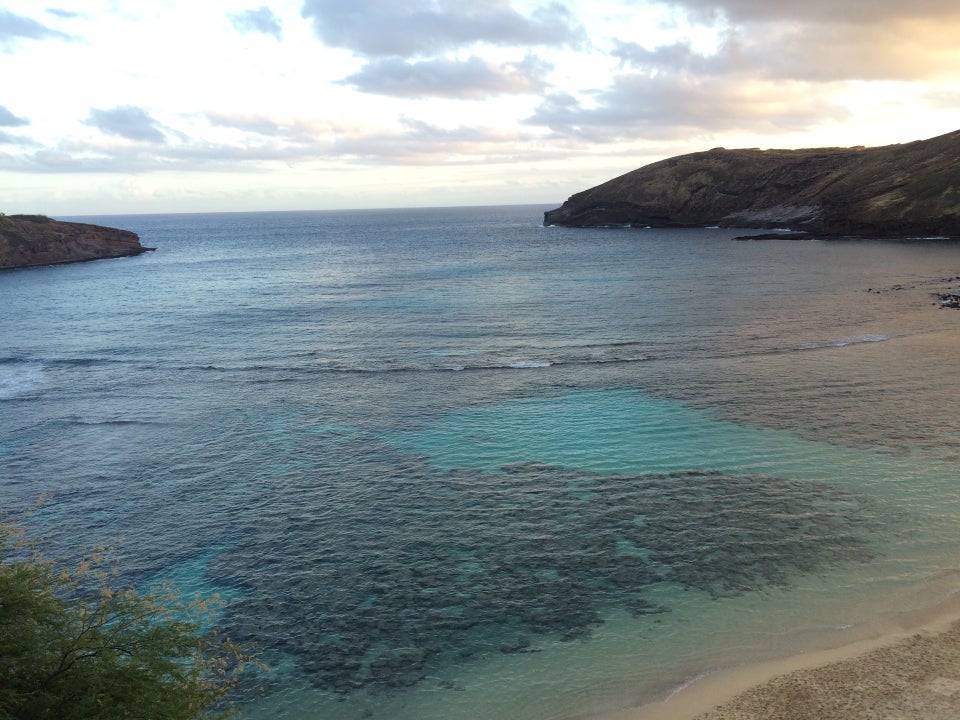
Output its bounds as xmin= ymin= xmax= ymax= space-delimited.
xmin=0 ymin=214 xmax=153 ymax=269
xmin=544 ymin=129 xmax=960 ymax=238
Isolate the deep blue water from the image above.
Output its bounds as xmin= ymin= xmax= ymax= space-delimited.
xmin=3 ymin=205 xmax=960 ymax=719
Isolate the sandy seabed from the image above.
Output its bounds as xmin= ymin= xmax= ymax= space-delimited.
xmin=603 ymin=592 xmax=960 ymax=720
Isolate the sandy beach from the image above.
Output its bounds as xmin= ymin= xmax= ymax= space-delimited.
xmin=602 ymin=589 xmax=960 ymax=720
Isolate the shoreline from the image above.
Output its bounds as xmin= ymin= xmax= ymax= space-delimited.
xmin=600 ymin=583 xmax=960 ymax=720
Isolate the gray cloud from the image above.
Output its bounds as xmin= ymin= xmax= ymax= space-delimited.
xmin=1 ymin=111 xmax=549 ymax=173
xmin=85 ymin=106 xmax=167 ymax=143
xmin=342 ymin=55 xmax=550 ymax=98
xmin=741 ymin=24 xmax=960 ymax=81
xmin=662 ymin=0 xmax=960 ymax=24
xmin=207 ymin=114 xmax=291 ymax=135
xmin=0 ymin=9 xmax=73 ymax=50
xmin=612 ymin=39 xmax=743 ymax=75
xmin=205 ymin=113 xmax=329 ymax=147
xmin=46 ymin=9 xmax=82 ymax=19
xmin=206 ymin=113 xmax=540 ymax=165
xmin=300 ymin=0 xmax=583 ymax=57
xmin=527 ymin=73 xmax=846 ymax=142
xmin=651 ymin=0 xmax=960 ymax=83
xmin=0 ymin=105 xmax=29 ymax=127
xmin=615 ymin=15 xmax=960 ymax=82
xmin=0 ymin=130 xmax=35 ymax=146
xmin=31 ymin=149 xmax=82 ymax=168
xmin=325 ymin=117 xmax=532 ymax=164
xmin=530 ymin=0 xmax=959 ymax=144
xmin=229 ymin=6 xmax=283 ymax=39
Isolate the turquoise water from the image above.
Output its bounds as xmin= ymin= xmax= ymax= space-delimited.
xmin=3 ymin=206 xmax=960 ymax=719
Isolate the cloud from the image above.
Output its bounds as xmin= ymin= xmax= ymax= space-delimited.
xmin=342 ymin=55 xmax=550 ymax=98
xmin=751 ymin=23 xmax=960 ymax=81
xmin=207 ymin=113 xmax=295 ymax=136
xmin=651 ymin=0 xmax=960 ymax=82
xmin=203 ymin=114 xmax=542 ymax=165
xmin=0 ymin=130 xmax=37 ymax=146
xmin=662 ymin=0 xmax=960 ymax=24
xmin=229 ymin=6 xmax=282 ymax=39
xmin=612 ymin=39 xmax=742 ymax=75
xmin=527 ymin=73 xmax=846 ymax=142
xmin=325 ymin=117 xmax=537 ymax=164
xmin=0 ymin=109 xmax=552 ymax=174
xmin=45 ymin=9 xmax=82 ymax=19
xmin=85 ymin=106 xmax=167 ymax=143
xmin=205 ymin=113 xmax=333 ymax=146
xmin=300 ymin=0 xmax=583 ymax=57
xmin=613 ymin=33 xmax=935 ymax=83
xmin=921 ymin=87 xmax=960 ymax=109
xmin=0 ymin=105 xmax=29 ymax=127
xmin=0 ymin=9 xmax=73 ymax=50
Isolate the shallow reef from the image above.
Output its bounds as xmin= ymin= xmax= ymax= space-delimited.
xmin=208 ymin=437 xmax=885 ymax=697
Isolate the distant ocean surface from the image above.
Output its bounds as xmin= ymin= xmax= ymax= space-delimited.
xmin=4 ymin=205 xmax=960 ymax=720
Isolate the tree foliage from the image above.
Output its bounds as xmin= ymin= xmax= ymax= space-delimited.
xmin=0 ymin=521 xmax=252 ymax=720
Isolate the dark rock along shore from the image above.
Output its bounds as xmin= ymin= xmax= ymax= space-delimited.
xmin=544 ymin=129 xmax=960 ymax=237
xmin=0 ymin=214 xmax=153 ymax=269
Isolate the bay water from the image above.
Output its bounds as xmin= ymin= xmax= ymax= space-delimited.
xmin=3 ymin=205 xmax=960 ymax=719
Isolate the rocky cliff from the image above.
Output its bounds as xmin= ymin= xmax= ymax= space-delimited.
xmin=544 ymin=129 xmax=960 ymax=237
xmin=0 ymin=214 xmax=153 ymax=269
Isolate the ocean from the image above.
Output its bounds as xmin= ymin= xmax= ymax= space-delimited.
xmin=3 ymin=204 xmax=960 ymax=719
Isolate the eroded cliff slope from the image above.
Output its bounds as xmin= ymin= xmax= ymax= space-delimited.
xmin=544 ymin=129 xmax=960 ymax=237
xmin=0 ymin=214 xmax=152 ymax=269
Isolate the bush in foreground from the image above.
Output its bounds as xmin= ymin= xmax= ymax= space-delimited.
xmin=0 ymin=521 xmax=252 ymax=719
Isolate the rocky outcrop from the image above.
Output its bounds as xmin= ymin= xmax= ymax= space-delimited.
xmin=544 ymin=129 xmax=960 ymax=237
xmin=0 ymin=214 xmax=153 ymax=269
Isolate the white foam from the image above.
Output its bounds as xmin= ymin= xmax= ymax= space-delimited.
xmin=798 ymin=334 xmax=890 ymax=351
xmin=0 ymin=362 xmax=44 ymax=400
xmin=506 ymin=360 xmax=552 ymax=369
xmin=665 ymin=670 xmax=715 ymax=700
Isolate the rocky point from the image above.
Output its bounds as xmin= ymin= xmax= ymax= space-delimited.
xmin=544 ymin=129 xmax=960 ymax=237
xmin=0 ymin=214 xmax=153 ymax=269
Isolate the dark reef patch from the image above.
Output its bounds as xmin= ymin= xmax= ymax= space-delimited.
xmin=208 ymin=441 xmax=886 ymax=697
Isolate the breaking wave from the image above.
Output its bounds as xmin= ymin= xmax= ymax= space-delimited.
xmin=797 ymin=334 xmax=891 ymax=351
xmin=0 ymin=360 xmax=44 ymax=400
xmin=180 ymin=343 xmax=651 ymax=376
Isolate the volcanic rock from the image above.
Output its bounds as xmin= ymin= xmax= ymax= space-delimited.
xmin=0 ymin=214 xmax=153 ymax=269
xmin=544 ymin=129 xmax=960 ymax=237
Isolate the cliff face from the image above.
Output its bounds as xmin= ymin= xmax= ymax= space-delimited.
xmin=0 ymin=214 xmax=153 ymax=269
xmin=544 ymin=129 xmax=960 ymax=237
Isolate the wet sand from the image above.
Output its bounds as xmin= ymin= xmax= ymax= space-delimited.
xmin=604 ymin=592 xmax=960 ymax=720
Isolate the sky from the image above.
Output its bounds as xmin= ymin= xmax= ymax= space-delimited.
xmin=3 ymin=0 xmax=960 ymax=215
